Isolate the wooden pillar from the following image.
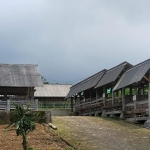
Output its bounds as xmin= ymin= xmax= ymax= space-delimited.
xmin=4 ymin=94 xmax=7 ymax=101
xmin=148 ymin=69 xmax=150 ymax=117
xmin=115 ymin=91 xmax=118 ymax=97
xmin=74 ymin=96 xmax=77 ymax=112
xmin=35 ymin=99 xmax=38 ymax=111
xmin=140 ymin=86 xmax=144 ymax=95
xmin=71 ymin=97 xmax=73 ymax=112
xmin=112 ymin=91 xmax=115 ymax=105
xmin=130 ymin=87 xmax=132 ymax=95
xmin=122 ymin=87 xmax=125 ymax=112
xmin=133 ymin=87 xmax=137 ymax=111
xmin=31 ymin=87 xmax=34 ymax=100
xmin=74 ymin=96 xmax=77 ymax=105
xmin=103 ymin=87 xmax=106 ymax=106
xmin=96 ymin=89 xmax=98 ymax=100
xmin=143 ymin=86 xmax=145 ymax=96
xmin=90 ymin=90 xmax=92 ymax=102
xmin=79 ymin=94 xmax=81 ymax=103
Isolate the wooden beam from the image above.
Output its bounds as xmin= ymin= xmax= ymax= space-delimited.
xmin=144 ymin=76 xmax=150 ymax=82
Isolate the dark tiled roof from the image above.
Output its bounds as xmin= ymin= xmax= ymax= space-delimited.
xmin=95 ymin=62 xmax=132 ymax=88
xmin=66 ymin=69 xmax=106 ymax=98
xmin=113 ymin=59 xmax=150 ymax=91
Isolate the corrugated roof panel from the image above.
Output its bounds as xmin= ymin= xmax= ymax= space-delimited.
xmin=95 ymin=62 xmax=132 ymax=88
xmin=66 ymin=69 xmax=106 ymax=98
xmin=34 ymin=84 xmax=72 ymax=97
xmin=0 ymin=64 xmax=43 ymax=87
xmin=113 ymin=59 xmax=150 ymax=91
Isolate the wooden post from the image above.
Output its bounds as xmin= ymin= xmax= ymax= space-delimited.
xmin=96 ymin=89 xmax=98 ymax=100
xmin=103 ymin=86 xmax=106 ymax=106
xmin=71 ymin=97 xmax=73 ymax=112
xmin=90 ymin=90 xmax=92 ymax=102
xmin=133 ymin=87 xmax=137 ymax=111
xmin=79 ymin=94 xmax=81 ymax=103
xmin=112 ymin=91 xmax=115 ymax=105
xmin=4 ymin=94 xmax=7 ymax=101
xmin=122 ymin=87 xmax=125 ymax=112
xmin=130 ymin=87 xmax=132 ymax=95
xmin=31 ymin=87 xmax=34 ymax=100
xmin=35 ymin=99 xmax=38 ymax=111
xmin=119 ymin=87 xmax=125 ymax=119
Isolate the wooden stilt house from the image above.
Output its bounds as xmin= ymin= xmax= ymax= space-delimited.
xmin=0 ymin=64 xmax=43 ymax=111
xmin=66 ymin=70 xmax=106 ymax=115
xmin=113 ymin=59 xmax=150 ymax=121
xmin=94 ymin=61 xmax=132 ymax=117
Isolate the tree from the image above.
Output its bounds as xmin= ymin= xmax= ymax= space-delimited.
xmin=6 ymin=103 xmax=36 ymax=150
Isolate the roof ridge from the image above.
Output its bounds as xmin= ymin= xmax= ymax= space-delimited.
xmin=125 ymin=58 xmax=150 ymax=73
xmin=71 ymin=69 xmax=107 ymax=88
xmin=106 ymin=61 xmax=132 ymax=72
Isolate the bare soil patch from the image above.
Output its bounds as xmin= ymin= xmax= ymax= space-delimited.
xmin=0 ymin=123 xmax=73 ymax=150
xmin=53 ymin=116 xmax=150 ymax=150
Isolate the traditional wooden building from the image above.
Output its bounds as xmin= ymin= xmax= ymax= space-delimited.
xmin=0 ymin=64 xmax=43 ymax=111
xmin=66 ymin=62 xmax=132 ymax=116
xmin=34 ymin=84 xmax=72 ymax=108
xmin=94 ymin=61 xmax=132 ymax=117
xmin=113 ymin=59 xmax=150 ymax=122
xmin=66 ymin=69 xmax=106 ymax=115
xmin=66 ymin=59 xmax=150 ymax=123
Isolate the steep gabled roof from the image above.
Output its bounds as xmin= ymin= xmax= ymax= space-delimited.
xmin=95 ymin=61 xmax=132 ymax=88
xmin=66 ymin=69 xmax=106 ymax=98
xmin=113 ymin=59 xmax=150 ymax=91
xmin=0 ymin=64 xmax=43 ymax=87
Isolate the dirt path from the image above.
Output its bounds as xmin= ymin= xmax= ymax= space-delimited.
xmin=53 ymin=116 xmax=150 ymax=150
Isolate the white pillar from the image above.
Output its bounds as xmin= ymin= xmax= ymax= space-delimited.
xmin=7 ymin=99 xmax=10 ymax=112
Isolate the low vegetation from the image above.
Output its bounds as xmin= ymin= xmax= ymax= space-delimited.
xmin=5 ymin=103 xmax=36 ymax=150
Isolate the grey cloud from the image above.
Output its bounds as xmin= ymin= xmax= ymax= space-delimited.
xmin=0 ymin=0 xmax=150 ymax=84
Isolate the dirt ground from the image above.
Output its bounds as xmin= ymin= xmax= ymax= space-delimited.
xmin=52 ymin=116 xmax=150 ymax=150
xmin=0 ymin=123 xmax=73 ymax=150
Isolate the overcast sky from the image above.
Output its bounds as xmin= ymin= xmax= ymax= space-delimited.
xmin=0 ymin=0 xmax=150 ymax=84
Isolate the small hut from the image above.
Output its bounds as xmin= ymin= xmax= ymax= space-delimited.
xmin=34 ymin=84 xmax=72 ymax=109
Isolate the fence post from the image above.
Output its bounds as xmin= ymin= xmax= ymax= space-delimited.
xmin=7 ymin=99 xmax=10 ymax=112
xmin=35 ymin=99 xmax=38 ymax=111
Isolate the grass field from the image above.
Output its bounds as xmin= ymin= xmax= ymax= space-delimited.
xmin=53 ymin=116 xmax=150 ymax=150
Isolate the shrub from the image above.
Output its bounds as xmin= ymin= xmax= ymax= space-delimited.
xmin=6 ymin=103 xmax=36 ymax=150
